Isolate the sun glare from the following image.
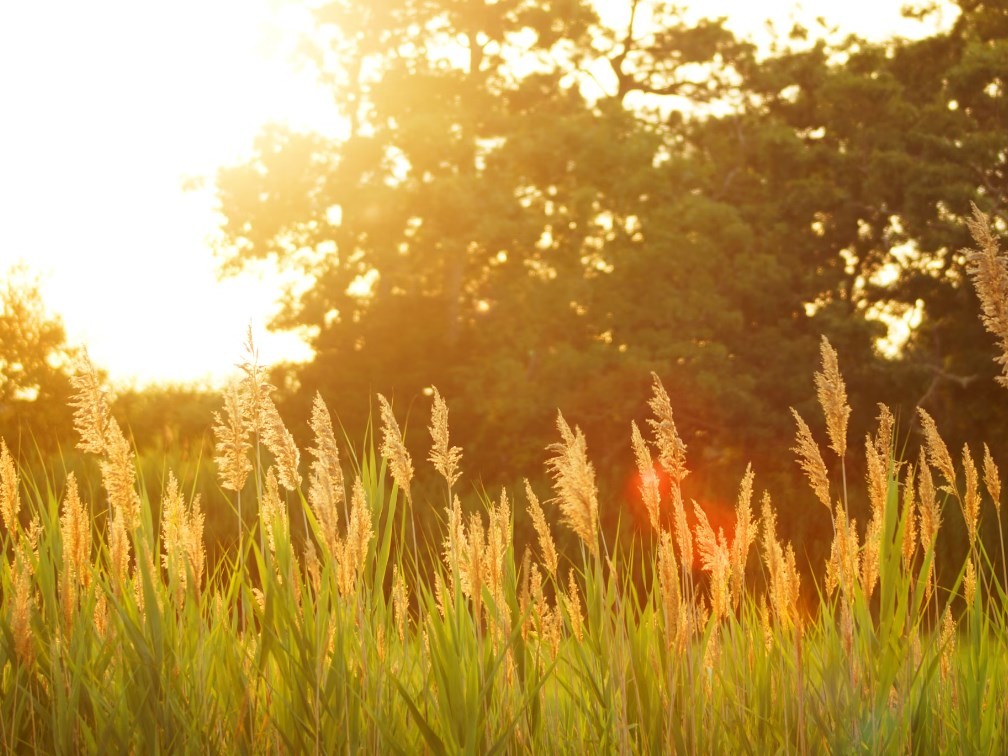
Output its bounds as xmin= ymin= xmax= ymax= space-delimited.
xmin=0 ymin=0 xmax=330 ymax=386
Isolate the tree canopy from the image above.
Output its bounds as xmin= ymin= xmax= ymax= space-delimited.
xmin=212 ymin=0 xmax=1008 ymax=536
xmin=0 ymin=266 xmax=77 ymax=451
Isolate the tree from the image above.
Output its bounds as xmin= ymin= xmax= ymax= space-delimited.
xmin=0 ymin=266 xmax=77 ymax=451
xmin=213 ymin=1 xmax=762 ymax=483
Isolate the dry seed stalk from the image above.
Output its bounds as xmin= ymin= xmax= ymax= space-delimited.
xmin=0 ymin=439 xmax=19 ymax=536
xmin=524 ymin=480 xmax=558 ymax=578
xmin=565 ymin=569 xmax=584 ymax=642
xmin=647 ymin=372 xmax=688 ymax=485
xmin=791 ymin=409 xmax=831 ymax=510
xmin=983 ymin=444 xmax=1001 ymax=513
xmin=377 ymin=393 xmax=414 ymax=505
xmin=213 ymin=380 xmax=252 ymax=493
xmin=261 ymin=397 xmax=301 ymax=491
xmin=729 ymin=465 xmax=756 ymax=608
xmin=12 ymin=549 xmax=34 ymax=664
xmin=630 ymin=420 xmax=662 ymax=532
xmin=961 ymin=444 xmax=981 ymax=549
xmin=964 ymin=202 xmax=1008 ymax=387
xmin=694 ymin=501 xmax=730 ymax=620
xmin=428 ymin=386 xmax=462 ymax=491
xmin=917 ymin=449 xmax=940 ymax=601
xmin=308 ymin=392 xmax=345 ymax=555
xmin=901 ymin=463 xmax=918 ymax=572
xmin=546 ymin=412 xmax=599 ymax=557
xmin=69 ymin=349 xmax=111 ymax=456
xmin=60 ymin=473 xmax=92 ymax=626
xmin=815 ymin=336 xmax=851 ymax=459
xmin=917 ymin=408 xmax=957 ymax=493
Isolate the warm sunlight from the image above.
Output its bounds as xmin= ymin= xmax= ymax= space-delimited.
xmin=0 ymin=0 xmax=333 ymax=386
xmin=3 ymin=2 xmax=1006 ymax=752
xmin=0 ymin=0 xmax=955 ymax=386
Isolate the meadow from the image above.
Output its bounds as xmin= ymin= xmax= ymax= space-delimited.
xmin=2 ymin=208 xmax=1008 ymax=753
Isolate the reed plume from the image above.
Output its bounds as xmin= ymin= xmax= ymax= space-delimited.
xmin=12 ymin=549 xmax=34 ymax=664
xmin=917 ymin=408 xmax=957 ymax=493
xmin=790 ymin=409 xmax=831 ymax=510
xmin=646 ymin=374 xmax=692 ymax=564
xmin=630 ymin=420 xmax=661 ymax=532
xmin=964 ymin=202 xmax=1008 ymax=387
xmin=524 ymin=480 xmax=558 ymax=578
xmin=69 ymin=349 xmax=111 ymax=456
xmin=647 ymin=372 xmax=688 ymax=485
xmin=339 ymin=476 xmax=373 ymax=597
xmin=484 ymin=489 xmax=511 ymax=610
xmin=237 ymin=326 xmax=275 ymax=442
xmin=657 ymin=530 xmax=683 ymax=652
xmin=901 ymin=463 xmax=917 ymax=572
xmin=546 ymin=411 xmax=599 ymax=558
xmin=101 ymin=418 xmax=141 ymax=531
xmin=961 ymin=444 xmax=980 ymax=549
xmin=377 ymin=393 xmax=414 ymax=505
xmin=308 ymin=392 xmax=344 ymax=555
xmin=815 ymin=336 xmax=850 ymax=459
xmin=161 ymin=471 xmax=205 ymax=605
xmin=826 ymin=507 xmax=859 ymax=597
xmin=213 ymin=380 xmax=252 ymax=493
xmin=694 ymin=501 xmax=730 ymax=620
xmin=729 ymin=465 xmax=756 ymax=608
xmin=565 ymin=569 xmax=583 ymax=642
xmin=983 ymin=443 xmax=1001 ymax=513
xmin=60 ymin=473 xmax=92 ymax=626
xmin=917 ymin=449 xmax=940 ymax=601
xmin=0 ymin=438 xmax=19 ymax=536
xmin=428 ymin=386 xmax=462 ymax=491
xmin=261 ymin=396 xmax=301 ymax=491
xmin=392 ymin=565 xmax=408 ymax=641
xmin=260 ymin=468 xmax=288 ymax=560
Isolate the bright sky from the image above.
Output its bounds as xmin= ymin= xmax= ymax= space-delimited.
xmin=0 ymin=1 xmax=955 ymax=387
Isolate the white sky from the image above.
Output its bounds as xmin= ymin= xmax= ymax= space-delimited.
xmin=0 ymin=0 xmax=955 ymax=387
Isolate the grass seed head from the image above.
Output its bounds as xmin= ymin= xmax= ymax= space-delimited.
xmin=546 ymin=411 xmax=599 ymax=558
xmin=916 ymin=448 xmax=940 ymax=601
xmin=901 ymin=463 xmax=918 ymax=572
xmin=918 ymin=408 xmax=957 ymax=493
xmin=790 ymin=409 xmax=831 ymax=511
xmin=308 ymin=392 xmax=345 ymax=554
xmin=428 ymin=386 xmax=462 ymax=491
xmin=100 ymin=418 xmax=141 ymax=531
xmin=12 ymin=550 xmax=34 ymax=664
xmin=261 ymin=397 xmax=301 ymax=491
xmin=213 ymin=381 xmax=252 ymax=493
xmin=524 ymin=480 xmax=558 ymax=578
xmin=657 ymin=531 xmax=681 ymax=650
xmin=377 ymin=393 xmax=414 ymax=505
xmin=730 ymin=465 xmax=756 ymax=607
xmin=964 ymin=202 xmax=1008 ymax=388
xmin=69 ymin=349 xmax=112 ymax=456
xmin=0 ymin=439 xmax=20 ymax=536
xmin=962 ymin=444 xmax=980 ymax=549
xmin=694 ymin=500 xmax=730 ymax=620
xmin=815 ymin=336 xmax=851 ymax=459
xmin=647 ymin=373 xmax=688 ymax=484
xmin=565 ymin=569 xmax=583 ymax=642
xmin=630 ymin=420 xmax=662 ymax=532
xmin=983 ymin=443 xmax=1001 ymax=514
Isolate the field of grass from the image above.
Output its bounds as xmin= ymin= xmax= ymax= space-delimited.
xmin=2 ymin=208 xmax=1008 ymax=753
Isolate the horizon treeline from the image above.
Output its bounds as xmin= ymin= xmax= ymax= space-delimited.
xmin=2 ymin=1 xmax=1007 ymax=574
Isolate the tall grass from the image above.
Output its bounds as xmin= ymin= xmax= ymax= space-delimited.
xmin=1 ymin=211 xmax=1008 ymax=752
